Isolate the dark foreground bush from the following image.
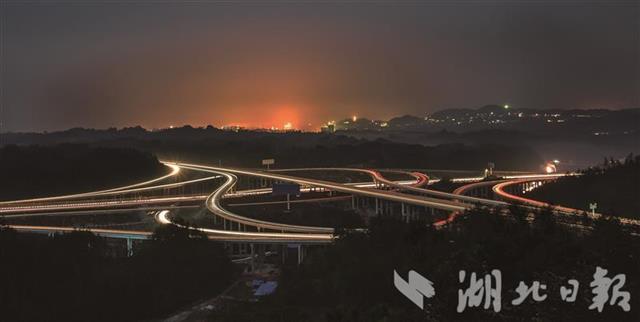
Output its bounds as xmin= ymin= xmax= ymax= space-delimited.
xmin=211 ymin=207 xmax=639 ymax=321
xmin=0 ymin=225 xmax=235 ymax=321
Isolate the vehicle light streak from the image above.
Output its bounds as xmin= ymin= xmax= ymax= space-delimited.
xmin=0 ymin=163 xmax=181 ymax=206
xmin=171 ymin=163 xmax=469 ymax=212
xmin=492 ymin=179 xmax=640 ymax=226
xmin=156 ymin=210 xmax=334 ymax=241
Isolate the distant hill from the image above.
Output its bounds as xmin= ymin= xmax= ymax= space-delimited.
xmin=476 ymin=104 xmax=508 ymax=114
xmin=323 ymin=106 xmax=640 ymax=138
xmin=0 ymin=127 xmax=543 ymax=171
xmin=429 ymin=108 xmax=475 ymax=120
xmin=387 ymin=115 xmax=424 ymax=128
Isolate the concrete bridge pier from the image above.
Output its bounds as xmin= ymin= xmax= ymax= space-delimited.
xmin=126 ymin=238 xmax=133 ymax=257
xmin=280 ymin=244 xmax=305 ymax=266
xmin=297 ymin=244 xmax=304 ymax=265
xmin=250 ymin=243 xmax=255 ymax=271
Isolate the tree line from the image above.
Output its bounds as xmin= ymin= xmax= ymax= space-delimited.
xmin=0 ymin=225 xmax=236 ymax=321
xmin=0 ymin=144 xmax=166 ymax=201
xmin=527 ymin=154 xmax=640 ymax=219
xmin=210 ymin=206 xmax=639 ymax=321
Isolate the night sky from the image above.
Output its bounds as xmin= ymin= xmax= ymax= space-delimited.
xmin=1 ymin=1 xmax=638 ymax=132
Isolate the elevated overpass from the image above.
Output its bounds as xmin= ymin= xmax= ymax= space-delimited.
xmin=5 ymin=161 xmax=635 ymax=249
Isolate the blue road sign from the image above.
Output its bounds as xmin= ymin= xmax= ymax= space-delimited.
xmin=272 ymin=183 xmax=301 ymax=196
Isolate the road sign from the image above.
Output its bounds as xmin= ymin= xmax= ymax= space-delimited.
xmin=273 ymin=183 xmax=300 ymax=211
xmin=487 ymin=162 xmax=495 ymax=176
xmin=262 ymin=158 xmax=275 ymax=170
xmin=272 ymin=183 xmax=301 ymax=196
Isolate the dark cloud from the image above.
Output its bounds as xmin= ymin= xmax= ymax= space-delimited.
xmin=2 ymin=1 xmax=638 ymax=131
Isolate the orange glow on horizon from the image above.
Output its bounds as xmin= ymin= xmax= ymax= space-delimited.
xmin=270 ymin=105 xmax=300 ymax=129
xmin=217 ymin=104 xmax=308 ymax=130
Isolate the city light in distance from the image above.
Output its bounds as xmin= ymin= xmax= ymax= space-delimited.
xmin=545 ymin=162 xmax=557 ymax=174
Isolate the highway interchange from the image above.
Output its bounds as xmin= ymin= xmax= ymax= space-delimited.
xmin=2 ymin=161 xmax=638 ymax=245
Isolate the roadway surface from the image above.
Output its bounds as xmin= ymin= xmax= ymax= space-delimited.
xmin=4 ymin=161 xmax=633 ymax=244
xmin=0 ymin=163 xmax=181 ymax=206
xmin=492 ymin=178 xmax=640 ymax=226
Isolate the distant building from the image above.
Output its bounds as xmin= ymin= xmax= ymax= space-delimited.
xmin=321 ymin=122 xmax=336 ymax=133
xmin=222 ymin=125 xmax=245 ymax=132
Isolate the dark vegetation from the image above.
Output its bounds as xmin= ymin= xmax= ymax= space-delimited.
xmin=0 ymin=224 xmax=235 ymax=321
xmin=2 ymin=127 xmax=543 ymax=170
xmin=527 ymin=155 xmax=640 ymax=219
xmin=270 ymin=170 xmax=373 ymax=184
xmin=211 ymin=207 xmax=639 ymax=321
xmin=428 ymin=176 xmax=462 ymax=193
xmin=0 ymin=144 xmax=166 ymax=201
xmin=230 ymin=200 xmax=364 ymax=229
